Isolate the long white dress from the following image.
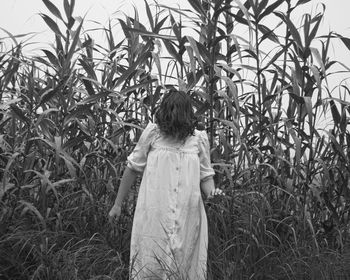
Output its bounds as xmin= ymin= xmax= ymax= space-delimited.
xmin=127 ymin=122 xmax=215 ymax=280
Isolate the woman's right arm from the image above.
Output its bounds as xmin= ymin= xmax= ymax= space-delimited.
xmin=108 ymin=167 xmax=138 ymax=222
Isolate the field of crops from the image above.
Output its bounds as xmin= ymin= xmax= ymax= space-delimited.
xmin=1 ymin=0 xmax=350 ymax=279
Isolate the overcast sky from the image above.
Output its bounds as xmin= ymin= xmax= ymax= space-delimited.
xmin=0 ymin=0 xmax=349 ymax=68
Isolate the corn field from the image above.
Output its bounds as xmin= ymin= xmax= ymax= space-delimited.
xmin=1 ymin=0 xmax=350 ymax=279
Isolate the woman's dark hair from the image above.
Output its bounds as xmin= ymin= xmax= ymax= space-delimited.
xmin=155 ymin=89 xmax=197 ymax=140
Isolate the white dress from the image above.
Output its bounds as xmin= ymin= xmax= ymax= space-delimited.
xmin=127 ymin=122 xmax=215 ymax=280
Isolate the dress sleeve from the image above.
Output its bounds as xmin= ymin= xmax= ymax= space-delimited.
xmin=198 ymin=130 xmax=215 ymax=181
xmin=127 ymin=122 xmax=157 ymax=173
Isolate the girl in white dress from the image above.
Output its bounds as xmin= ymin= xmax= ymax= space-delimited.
xmin=108 ymin=89 xmax=223 ymax=280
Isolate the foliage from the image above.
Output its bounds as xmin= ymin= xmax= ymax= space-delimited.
xmin=1 ymin=0 xmax=350 ymax=279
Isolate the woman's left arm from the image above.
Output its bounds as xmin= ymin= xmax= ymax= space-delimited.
xmin=108 ymin=166 xmax=138 ymax=222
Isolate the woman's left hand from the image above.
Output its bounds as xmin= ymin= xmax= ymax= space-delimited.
xmin=108 ymin=204 xmax=122 ymax=224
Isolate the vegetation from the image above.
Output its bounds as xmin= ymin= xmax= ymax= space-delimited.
xmin=1 ymin=0 xmax=350 ymax=279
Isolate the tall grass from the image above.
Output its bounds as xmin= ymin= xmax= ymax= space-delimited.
xmin=1 ymin=0 xmax=350 ymax=279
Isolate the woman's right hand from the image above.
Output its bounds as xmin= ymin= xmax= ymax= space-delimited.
xmin=208 ymin=188 xmax=225 ymax=199
xmin=108 ymin=204 xmax=122 ymax=224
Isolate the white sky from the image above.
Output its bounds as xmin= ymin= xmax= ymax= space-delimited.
xmin=0 ymin=0 xmax=349 ymax=57
xmin=0 ymin=0 xmax=348 ymax=132
xmin=0 ymin=0 xmax=349 ymax=77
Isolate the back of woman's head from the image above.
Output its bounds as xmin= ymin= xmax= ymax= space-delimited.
xmin=155 ymin=89 xmax=196 ymax=140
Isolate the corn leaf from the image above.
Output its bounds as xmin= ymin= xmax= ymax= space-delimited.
xmin=258 ymin=24 xmax=279 ymax=44
xmin=144 ymin=0 xmax=154 ymax=30
xmin=275 ymin=12 xmax=303 ymax=50
xmin=40 ymin=13 xmax=65 ymax=39
xmin=329 ymin=99 xmax=341 ymax=126
xmin=186 ymin=36 xmax=205 ymax=71
xmin=42 ymin=49 xmax=60 ymax=67
xmin=42 ymin=0 xmax=63 ymax=21
xmin=19 ymin=200 xmax=46 ymax=229
xmin=188 ymin=0 xmax=207 ymax=18
xmin=259 ymin=0 xmax=284 ymax=21
xmin=67 ymin=19 xmax=83 ymax=62
xmin=163 ymin=39 xmax=183 ymax=65
xmin=256 ymin=0 xmax=269 ymax=18
xmin=336 ymin=33 xmax=350 ymax=52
